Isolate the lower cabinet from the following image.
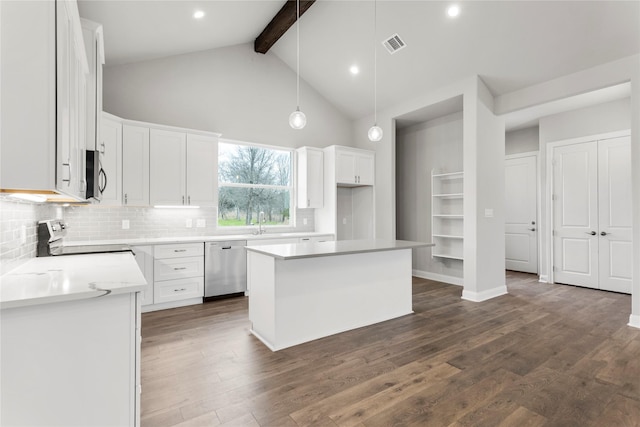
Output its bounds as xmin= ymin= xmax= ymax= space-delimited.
xmin=132 ymin=245 xmax=154 ymax=306
xmin=143 ymin=243 xmax=204 ymax=312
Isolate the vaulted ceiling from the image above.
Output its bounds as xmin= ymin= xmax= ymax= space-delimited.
xmin=78 ymin=1 xmax=640 ymax=125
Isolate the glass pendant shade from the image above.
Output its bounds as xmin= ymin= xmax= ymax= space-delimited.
xmin=368 ymin=125 xmax=383 ymax=142
xmin=289 ymin=109 xmax=307 ymax=130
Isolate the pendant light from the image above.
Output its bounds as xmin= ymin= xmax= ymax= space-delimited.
xmin=368 ymin=0 xmax=383 ymax=142
xmin=289 ymin=0 xmax=307 ymax=129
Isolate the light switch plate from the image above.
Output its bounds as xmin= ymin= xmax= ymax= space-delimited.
xmin=122 ymin=220 xmax=130 ymax=230
xmin=196 ymin=219 xmax=206 ymax=228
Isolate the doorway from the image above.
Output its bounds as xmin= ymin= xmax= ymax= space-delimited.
xmin=550 ymin=133 xmax=632 ymax=293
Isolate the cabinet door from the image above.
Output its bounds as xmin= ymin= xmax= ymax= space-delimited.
xmin=149 ymin=129 xmax=186 ymax=206
xmin=99 ymin=117 xmax=122 ymax=205
xmin=122 ymin=125 xmax=150 ymax=206
xmin=56 ymin=0 xmax=74 ymax=193
xmin=186 ymin=134 xmax=217 ymax=207
xmin=356 ymin=152 xmax=375 ymax=185
xmin=297 ymin=147 xmax=324 ymax=208
xmin=335 ymin=150 xmax=356 ymax=184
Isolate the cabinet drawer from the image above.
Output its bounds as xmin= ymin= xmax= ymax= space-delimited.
xmin=154 ymin=243 xmax=204 ymax=259
xmin=154 ymin=256 xmax=204 ymax=282
xmin=154 ymin=277 xmax=204 ymax=304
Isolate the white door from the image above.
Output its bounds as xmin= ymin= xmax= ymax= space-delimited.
xmin=505 ymin=155 xmax=538 ymax=273
xmin=598 ymin=136 xmax=632 ymax=293
xmin=553 ymin=141 xmax=599 ymax=288
xmin=552 ymin=136 xmax=632 ymax=293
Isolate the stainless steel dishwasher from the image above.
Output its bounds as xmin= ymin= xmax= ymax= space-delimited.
xmin=204 ymin=240 xmax=247 ymax=300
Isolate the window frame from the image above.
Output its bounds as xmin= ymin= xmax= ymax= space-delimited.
xmin=216 ymin=138 xmax=295 ymax=230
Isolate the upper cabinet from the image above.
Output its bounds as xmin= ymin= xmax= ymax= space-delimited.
xmin=149 ymin=129 xmax=217 ymax=207
xmin=334 ymin=147 xmax=375 ymax=186
xmin=80 ymin=18 xmax=105 ymax=152
xmin=1 ymin=0 xmax=89 ymax=200
xmin=99 ymin=115 xmax=123 ymax=205
xmin=122 ymin=124 xmax=150 ymax=206
xmin=297 ymin=147 xmax=324 ymax=208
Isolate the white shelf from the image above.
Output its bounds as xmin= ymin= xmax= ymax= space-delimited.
xmin=432 ymin=170 xmax=464 ymax=262
xmin=433 ymin=193 xmax=463 ymax=198
xmin=433 ymin=253 xmax=464 ymax=261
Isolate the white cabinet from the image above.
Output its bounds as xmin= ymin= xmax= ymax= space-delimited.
xmin=431 ymin=170 xmax=464 ymax=260
xmin=149 ymin=129 xmax=217 ymax=207
xmin=335 ymin=147 xmax=375 ymax=186
xmin=98 ymin=115 xmax=123 ymax=205
xmin=1 ymin=0 xmax=88 ymax=199
xmin=297 ymin=147 xmax=324 ymax=208
xmin=122 ymin=124 xmax=150 ymax=206
xmin=152 ymin=243 xmax=204 ymax=306
xmin=133 ymin=245 xmax=154 ymax=306
xmin=80 ymin=18 xmax=104 ymax=152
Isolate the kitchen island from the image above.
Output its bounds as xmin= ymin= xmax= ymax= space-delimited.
xmin=246 ymin=239 xmax=433 ymax=351
xmin=1 ymin=253 xmax=146 ymax=426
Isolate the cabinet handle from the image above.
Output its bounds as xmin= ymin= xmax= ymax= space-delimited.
xmin=355 ymin=175 xmax=357 ymax=183
xmin=100 ymin=142 xmax=106 ymax=154
xmin=600 ymin=231 xmax=608 ymax=236
xmin=62 ymin=161 xmax=72 ymax=186
xmin=188 ymin=195 xmax=191 ymax=205
xmin=587 ymin=231 xmax=596 ymax=235
xmin=528 ymin=228 xmax=536 ymax=232
xmin=173 ymin=249 xmax=187 ymax=252
xmin=173 ymin=267 xmax=187 ymax=270
xmin=182 ymin=195 xmax=185 ymax=205
xmin=124 ymin=193 xmax=128 ymax=204
xmin=307 ymin=199 xmax=310 ymax=207
xmin=174 ymin=288 xmax=187 ymax=292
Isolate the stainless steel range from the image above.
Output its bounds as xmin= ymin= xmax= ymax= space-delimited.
xmin=37 ymin=219 xmax=132 ymax=257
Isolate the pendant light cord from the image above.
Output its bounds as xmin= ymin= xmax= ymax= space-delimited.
xmin=296 ymin=0 xmax=300 ymax=110
xmin=373 ymin=0 xmax=378 ymax=125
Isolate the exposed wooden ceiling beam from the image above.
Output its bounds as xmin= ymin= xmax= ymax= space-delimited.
xmin=254 ymin=0 xmax=316 ymax=54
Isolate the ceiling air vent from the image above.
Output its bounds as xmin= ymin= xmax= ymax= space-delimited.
xmin=382 ymin=33 xmax=406 ymax=54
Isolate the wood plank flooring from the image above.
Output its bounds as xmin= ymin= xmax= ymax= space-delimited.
xmin=140 ymin=272 xmax=640 ymax=426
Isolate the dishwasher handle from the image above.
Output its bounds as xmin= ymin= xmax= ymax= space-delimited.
xmin=221 ymin=246 xmax=232 ymax=250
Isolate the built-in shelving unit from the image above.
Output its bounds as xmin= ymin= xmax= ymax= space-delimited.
xmin=431 ymin=170 xmax=464 ymax=260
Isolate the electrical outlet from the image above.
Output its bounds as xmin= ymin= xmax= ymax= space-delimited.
xmin=484 ymin=208 xmax=494 ymax=218
xmin=342 ymin=217 xmax=347 ymax=225
xmin=196 ymin=219 xmax=206 ymax=228
xmin=186 ymin=218 xmax=193 ymax=228
xmin=122 ymin=220 xmax=130 ymax=230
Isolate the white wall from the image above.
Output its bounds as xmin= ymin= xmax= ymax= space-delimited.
xmin=396 ymin=112 xmax=463 ymax=281
xmin=506 ymin=126 xmax=539 ymax=155
xmin=103 ymin=43 xmax=352 ymax=149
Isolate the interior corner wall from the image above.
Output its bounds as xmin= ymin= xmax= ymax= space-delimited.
xmin=630 ymin=71 xmax=640 ymax=328
xmin=102 ymin=43 xmax=352 ymax=149
xmin=395 ymin=112 xmax=463 ymax=281
xmin=506 ymin=126 xmax=539 ymax=155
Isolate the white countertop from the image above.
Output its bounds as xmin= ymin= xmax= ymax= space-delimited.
xmin=0 ymin=253 xmax=147 ymax=309
xmin=245 ymin=239 xmax=434 ymax=260
xmin=64 ymin=232 xmax=333 ymax=247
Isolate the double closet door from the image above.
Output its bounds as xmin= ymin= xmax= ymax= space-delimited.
xmin=553 ymin=135 xmax=632 ymax=293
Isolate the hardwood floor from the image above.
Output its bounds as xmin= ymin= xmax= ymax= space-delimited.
xmin=140 ymin=272 xmax=640 ymax=426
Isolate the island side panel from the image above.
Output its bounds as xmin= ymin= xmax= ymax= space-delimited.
xmin=247 ymin=251 xmax=277 ymax=349
xmin=272 ymin=249 xmax=413 ymax=350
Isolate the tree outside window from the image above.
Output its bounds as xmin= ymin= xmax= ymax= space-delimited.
xmin=218 ymin=141 xmax=292 ymax=227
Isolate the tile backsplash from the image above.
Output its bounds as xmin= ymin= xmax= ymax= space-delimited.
xmin=0 ymin=196 xmax=59 ymax=275
xmin=62 ymin=204 xmax=315 ymax=242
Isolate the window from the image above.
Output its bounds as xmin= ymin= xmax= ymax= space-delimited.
xmin=218 ymin=141 xmax=293 ymax=227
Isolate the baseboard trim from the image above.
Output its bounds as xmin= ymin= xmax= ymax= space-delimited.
xmin=461 ymin=285 xmax=508 ymax=302
xmin=412 ymin=269 xmax=463 ymax=286
xmin=539 ymin=275 xmax=549 ymax=283
xmin=628 ymin=314 xmax=640 ymax=329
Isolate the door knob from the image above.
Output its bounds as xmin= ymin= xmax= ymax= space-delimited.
xmin=600 ymin=231 xmax=607 ymax=236
xmin=531 ymin=221 xmax=536 ymax=225
xmin=587 ymin=231 xmax=596 ymax=235
xmin=529 ymin=228 xmax=536 ymax=231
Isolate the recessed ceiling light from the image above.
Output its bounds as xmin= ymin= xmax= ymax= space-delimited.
xmin=349 ymin=65 xmax=359 ymax=75
xmin=193 ymin=10 xmax=205 ymax=19
xmin=447 ymin=5 xmax=460 ymax=18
